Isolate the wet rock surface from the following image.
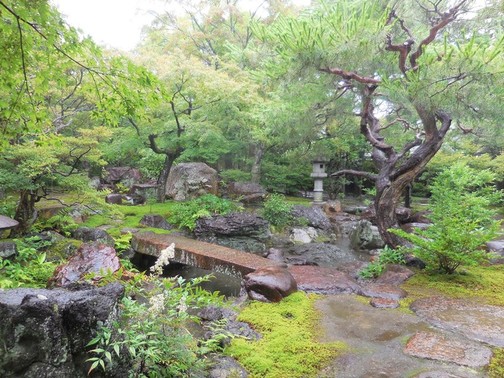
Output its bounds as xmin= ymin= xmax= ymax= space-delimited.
xmin=291 ymin=205 xmax=333 ymax=230
xmin=288 ymin=266 xmax=361 ymax=294
xmin=243 ymin=266 xmax=297 ymax=302
xmin=49 ymin=243 xmax=121 ymax=287
xmin=139 ymin=214 xmax=173 ymax=230
xmin=165 ymin=162 xmax=218 ymax=200
xmin=410 ymin=296 xmax=504 ymax=347
xmin=194 ymin=212 xmax=270 ymax=253
xmin=0 ymin=283 xmax=124 ymax=378
xmin=404 ymin=331 xmax=492 ymax=367
xmin=72 ymin=226 xmax=115 ymax=246
xmin=315 ymin=295 xmax=487 ymax=378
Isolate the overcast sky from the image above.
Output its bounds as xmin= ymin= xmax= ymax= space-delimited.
xmin=51 ymin=0 xmax=166 ymax=51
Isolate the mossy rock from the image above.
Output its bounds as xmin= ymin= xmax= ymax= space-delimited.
xmin=46 ymin=238 xmax=83 ymax=262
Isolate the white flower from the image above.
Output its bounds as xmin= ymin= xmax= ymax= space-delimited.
xmin=149 ymin=293 xmax=165 ymax=313
xmin=150 ymin=243 xmax=176 ymax=276
xmin=177 ymin=295 xmax=188 ymax=313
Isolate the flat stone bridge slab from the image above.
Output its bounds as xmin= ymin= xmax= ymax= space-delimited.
xmin=131 ymin=232 xmax=283 ymax=278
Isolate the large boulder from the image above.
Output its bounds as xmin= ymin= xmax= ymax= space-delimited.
xmin=243 ymin=266 xmax=297 ymax=303
xmin=349 ymin=220 xmax=385 ymax=250
xmin=227 ymin=182 xmax=267 ymax=204
xmin=103 ymin=166 xmax=142 ymax=187
xmin=48 ymin=243 xmax=121 ymax=287
xmin=166 ymin=162 xmax=218 ymax=201
xmin=291 ymin=205 xmax=332 ymax=230
xmin=0 ymin=241 xmax=17 ymax=260
xmin=139 ymin=214 xmax=173 ymax=230
xmin=284 ymin=243 xmax=357 ymax=267
xmin=0 ymin=282 xmax=124 ymax=378
xmin=72 ymin=227 xmax=115 ymax=246
xmin=194 ymin=212 xmax=270 ymax=253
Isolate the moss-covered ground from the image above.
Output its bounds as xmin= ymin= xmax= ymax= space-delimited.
xmin=81 ymin=200 xmax=179 ymax=238
xmin=224 ymin=292 xmax=345 ymax=378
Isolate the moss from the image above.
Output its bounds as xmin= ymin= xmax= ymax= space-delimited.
xmin=82 ymin=201 xmax=179 ymax=237
xmin=401 ymin=265 xmax=504 ymax=306
xmin=489 ymin=348 xmax=504 ymax=378
xmin=225 ymin=292 xmax=345 ymax=378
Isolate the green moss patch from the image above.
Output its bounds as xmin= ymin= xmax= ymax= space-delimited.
xmin=401 ymin=265 xmax=504 ymax=306
xmin=225 ymin=292 xmax=345 ymax=378
xmin=489 ymin=348 xmax=504 ymax=378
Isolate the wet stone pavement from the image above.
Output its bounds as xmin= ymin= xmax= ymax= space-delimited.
xmin=315 ymin=295 xmax=499 ymax=378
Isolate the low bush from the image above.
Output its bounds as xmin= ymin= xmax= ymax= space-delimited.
xmin=261 ymin=194 xmax=293 ymax=230
xmin=390 ymin=163 xmax=502 ymax=274
xmin=167 ymin=194 xmax=242 ymax=231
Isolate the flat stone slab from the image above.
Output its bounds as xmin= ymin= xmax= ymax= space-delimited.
xmin=287 ymin=265 xmax=361 ymax=294
xmin=404 ymin=331 xmax=492 ymax=367
xmin=370 ymin=298 xmax=399 ymax=308
xmin=132 ymin=232 xmax=283 ymax=278
xmin=360 ymin=283 xmax=408 ymax=300
xmin=411 ymin=296 xmax=504 ymax=347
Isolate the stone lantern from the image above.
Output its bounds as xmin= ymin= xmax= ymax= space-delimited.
xmin=310 ymin=157 xmax=328 ymax=205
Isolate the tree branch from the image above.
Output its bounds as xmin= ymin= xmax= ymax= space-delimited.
xmin=319 ymin=67 xmax=380 ymax=84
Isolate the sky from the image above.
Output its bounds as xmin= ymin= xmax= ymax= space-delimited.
xmin=51 ymin=0 xmax=166 ymax=51
xmin=51 ymin=0 xmax=311 ymax=52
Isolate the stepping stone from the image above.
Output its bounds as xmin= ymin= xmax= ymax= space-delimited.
xmin=404 ymin=331 xmax=492 ymax=368
xmin=370 ymin=297 xmax=399 ymax=309
xmin=411 ymin=296 xmax=504 ymax=347
xmin=288 ymin=265 xmax=361 ymax=294
xmin=360 ymin=283 xmax=408 ymax=300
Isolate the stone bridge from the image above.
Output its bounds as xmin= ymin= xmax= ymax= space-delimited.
xmin=131 ymin=232 xmax=283 ymax=279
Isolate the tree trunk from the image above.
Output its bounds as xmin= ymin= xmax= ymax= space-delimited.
xmin=156 ymin=155 xmax=175 ymax=203
xmin=250 ymin=144 xmax=264 ymax=184
xmin=12 ymin=190 xmax=38 ymax=236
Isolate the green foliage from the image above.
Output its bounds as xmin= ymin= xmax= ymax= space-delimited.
xmin=0 ymin=238 xmax=58 ymax=288
xmin=489 ymin=348 xmax=504 ymax=378
xmin=261 ymin=194 xmax=293 ymax=229
xmin=359 ymin=246 xmax=406 ymax=279
xmin=219 ymin=169 xmax=252 ymax=184
xmin=168 ymin=194 xmax=242 ymax=231
xmin=391 ymin=163 xmax=502 ymax=274
xmin=86 ymin=271 xmax=227 ymax=377
xmin=225 ymin=292 xmax=344 ymax=378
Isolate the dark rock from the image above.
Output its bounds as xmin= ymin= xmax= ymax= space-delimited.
xmin=359 ymin=283 xmax=408 ymax=300
xmin=122 ymin=194 xmax=146 ymax=205
xmin=285 ymin=243 xmax=354 ymax=267
xmin=72 ymin=226 xmax=115 ymax=246
xmin=0 ymin=282 xmax=124 ymax=378
xmin=375 ymin=264 xmax=415 ymax=286
xmin=350 ymin=220 xmax=385 ymax=250
xmin=404 ymin=331 xmax=492 ymax=367
xmin=395 ymin=207 xmax=413 ymax=223
xmin=104 ymin=166 xmax=142 ymax=186
xmin=207 ymin=356 xmax=249 ymax=378
xmin=166 ymin=162 xmax=218 ymax=201
xmin=105 ymin=193 xmax=123 ymax=204
xmin=139 ymin=214 xmax=173 ymax=230
xmin=342 ymin=205 xmax=369 ymax=215
xmin=194 ymin=212 xmax=270 ymax=253
xmin=288 ymin=265 xmax=361 ymax=295
xmin=243 ymin=266 xmax=297 ymax=303
xmin=227 ymin=181 xmax=266 ymax=204
xmin=48 ymin=243 xmax=121 ymax=287
xmin=406 ymin=210 xmax=431 ymax=224
xmin=0 ymin=241 xmax=17 ymax=259
xmin=369 ymin=298 xmax=399 ymax=309
xmin=404 ymin=254 xmax=426 ymax=269
xmin=410 ymin=296 xmax=504 ymax=347
xmin=291 ymin=205 xmax=332 ymax=230
xmin=401 ymin=222 xmax=431 ymax=233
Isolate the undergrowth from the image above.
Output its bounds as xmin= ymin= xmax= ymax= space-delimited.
xmin=225 ymin=292 xmax=345 ymax=378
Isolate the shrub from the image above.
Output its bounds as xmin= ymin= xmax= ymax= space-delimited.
xmin=168 ymin=194 xmax=242 ymax=231
xmin=86 ymin=246 xmax=227 ymax=377
xmin=219 ymin=169 xmax=252 ymax=184
xmin=358 ymin=246 xmax=405 ymax=279
xmin=390 ymin=163 xmax=502 ymax=274
xmin=261 ymin=194 xmax=293 ymax=229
